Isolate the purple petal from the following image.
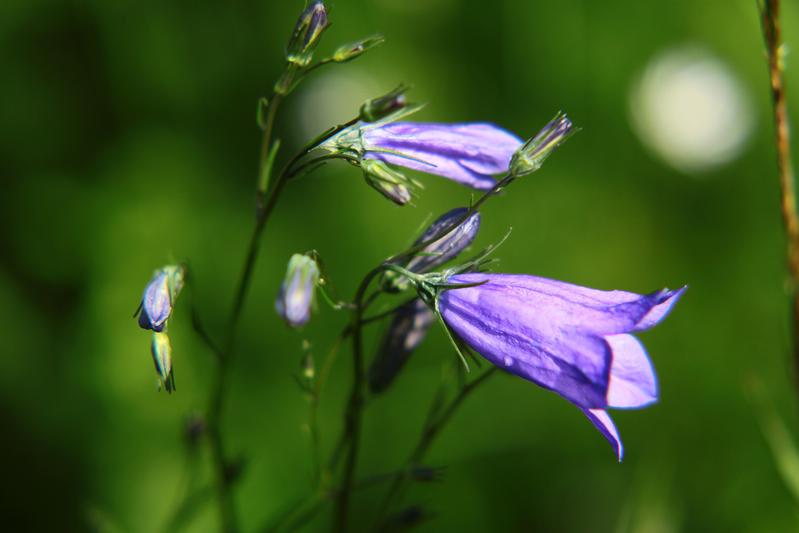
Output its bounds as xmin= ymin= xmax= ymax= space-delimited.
xmin=363 ymin=122 xmax=522 ymax=190
xmin=446 ymin=274 xmax=684 ymax=335
xmin=140 ymin=272 xmax=171 ymax=331
xmin=606 ymin=334 xmax=657 ymax=409
xmin=582 ymin=408 xmax=623 ymax=461
xmin=438 ymin=273 xmax=683 ymax=409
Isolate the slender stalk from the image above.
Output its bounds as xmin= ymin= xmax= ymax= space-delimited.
xmin=375 ymin=367 xmax=497 ymax=524
xmin=332 ymin=266 xmax=386 ymax=532
xmin=330 ymin=174 xmax=515 ymax=531
xmin=760 ymin=0 xmax=799 ymax=389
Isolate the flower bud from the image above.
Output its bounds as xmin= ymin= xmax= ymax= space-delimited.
xmin=332 ymin=34 xmax=384 ymax=63
xmin=383 ymin=208 xmax=481 ymax=292
xmin=407 ymin=208 xmax=481 ymax=273
xmin=275 ymin=254 xmax=321 ymax=328
xmin=359 ymin=85 xmax=408 ymax=122
xmin=368 ymin=299 xmax=435 ymax=394
xmin=151 ymin=331 xmax=175 ymax=393
xmin=510 ymin=112 xmax=574 ymax=177
xmin=361 ymin=158 xmax=414 ymax=205
xmin=137 ymin=265 xmax=185 ymax=332
xmin=286 ymin=1 xmax=329 ymax=67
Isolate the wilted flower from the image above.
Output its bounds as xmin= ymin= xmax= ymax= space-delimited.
xmin=275 ymin=253 xmax=321 ymax=328
xmin=286 ymin=1 xmax=329 ymax=67
xmin=151 ymin=331 xmax=175 ymax=393
xmin=368 ymin=299 xmax=436 ymax=393
xmin=436 ymin=273 xmax=685 ymax=459
xmin=137 ymin=265 xmax=185 ymax=332
xmin=510 ymin=112 xmax=574 ymax=177
xmin=332 ymin=34 xmax=385 ymax=63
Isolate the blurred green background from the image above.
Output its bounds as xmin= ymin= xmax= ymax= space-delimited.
xmin=5 ymin=0 xmax=799 ymax=531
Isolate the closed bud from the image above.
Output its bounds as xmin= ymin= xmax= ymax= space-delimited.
xmin=368 ymin=299 xmax=436 ymax=394
xmin=275 ymin=254 xmax=321 ymax=328
xmin=359 ymin=85 xmax=408 ymax=123
xmin=361 ymin=158 xmax=415 ymax=205
xmin=301 ymin=352 xmax=315 ymax=381
xmin=510 ymin=112 xmax=574 ymax=177
xmin=137 ymin=264 xmax=185 ymax=332
xmin=286 ymin=1 xmax=330 ymax=67
xmin=332 ymin=34 xmax=385 ymax=62
xmin=151 ymin=331 xmax=176 ymax=393
xmin=383 ymin=208 xmax=481 ymax=292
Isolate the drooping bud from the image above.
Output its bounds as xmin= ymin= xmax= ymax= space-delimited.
xmin=383 ymin=207 xmax=481 ymax=292
xmin=286 ymin=1 xmax=330 ymax=67
xmin=510 ymin=112 xmax=575 ymax=177
xmin=275 ymin=253 xmax=321 ymax=328
xmin=151 ymin=331 xmax=175 ymax=393
xmin=332 ymin=34 xmax=385 ymax=63
xmin=407 ymin=208 xmax=481 ymax=273
xmin=360 ymin=85 xmax=409 ymax=122
xmin=137 ymin=265 xmax=185 ymax=332
xmin=361 ymin=158 xmax=415 ymax=205
xmin=368 ymin=299 xmax=436 ymax=394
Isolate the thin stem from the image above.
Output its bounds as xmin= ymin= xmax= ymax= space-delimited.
xmin=332 ymin=265 xmax=386 ymax=532
xmin=760 ymin=0 xmax=799 ymax=390
xmin=330 ymin=174 xmax=515 ymax=531
xmin=375 ymin=367 xmax=497 ymax=525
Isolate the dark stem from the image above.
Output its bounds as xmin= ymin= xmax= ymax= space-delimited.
xmin=760 ymin=0 xmax=799 ymax=390
xmin=332 ymin=266 xmax=386 ymax=532
xmin=330 ymin=173 xmax=514 ymax=531
xmin=375 ymin=367 xmax=497 ymax=524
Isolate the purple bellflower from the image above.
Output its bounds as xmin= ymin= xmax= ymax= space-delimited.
xmin=137 ymin=265 xmax=185 ymax=332
xmin=275 ymin=253 xmax=321 ymax=328
xmin=436 ymin=273 xmax=685 ymax=460
xmin=361 ymin=122 xmax=522 ymax=190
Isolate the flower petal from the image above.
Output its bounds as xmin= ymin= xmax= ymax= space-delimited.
xmin=605 ymin=334 xmax=657 ymax=409
xmin=438 ymin=285 xmax=611 ymax=407
xmin=582 ymin=408 xmax=623 ymax=461
xmin=447 ymin=273 xmax=684 ymax=336
xmin=363 ymin=122 xmax=522 ymax=189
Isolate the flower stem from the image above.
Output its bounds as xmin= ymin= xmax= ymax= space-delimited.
xmin=760 ymin=0 xmax=799 ymax=392
xmin=375 ymin=367 xmax=497 ymax=525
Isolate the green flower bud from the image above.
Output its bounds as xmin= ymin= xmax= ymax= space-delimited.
xmin=151 ymin=331 xmax=175 ymax=393
xmin=510 ymin=112 xmax=575 ymax=177
xmin=332 ymin=34 xmax=385 ymax=63
xmin=360 ymin=85 xmax=409 ymax=123
xmin=361 ymin=158 xmax=415 ymax=205
xmin=286 ymin=1 xmax=330 ymax=67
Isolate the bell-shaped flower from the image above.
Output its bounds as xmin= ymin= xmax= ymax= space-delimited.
xmin=275 ymin=253 xmax=321 ymax=328
xmin=436 ymin=273 xmax=685 ymax=460
xmin=137 ymin=265 xmax=185 ymax=332
xmin=361 ymin=122 xmax=522 ymax=190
